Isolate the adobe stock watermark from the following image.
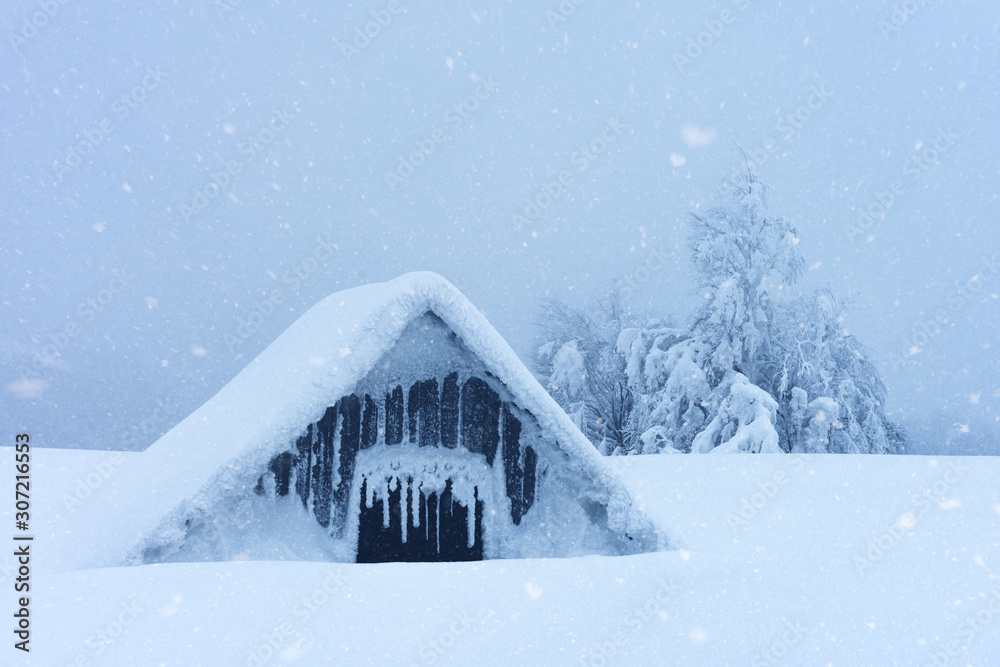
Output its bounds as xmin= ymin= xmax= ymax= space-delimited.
xmin=751 ymin=619 xmax=806 ymax=667
xmin=73 ymin=599 xmax=145 ymax=662
xmin=877 ymin=0 xmax=931 ymax=39
xmin=725 ymin=455 xmax=806 ymax=537
xmin=225 ymin=234 xmax=338 ymax=353
xmin=60 ymin=450 xmax=133 ymax=512
xmin=418 ymin=610 xmax=478 ymax=664
xmin=579 ymin=575 xmax=681 ymax=666
xmin=13 ymin=266 xmax=135 ymax=386
xmin=673 ymin=0 xmax=751 ymax=73
xmin=924 ymin=585 xmax=1000 ymax=666
xmin=0 ymin=555 xmax=17 ymax=586
xmin=7 ymin=0 xmax=72 ymax=53
xmin=180 ymin=102 xmax=297 ymax=222
xmin=844 ymin=126 xmax=959 ymax=244
xmin=854 ymin=459 xmax=970 ymax=576
xmin=125 ymin=398 xmax=180 ymax=448
xmin=384 ymin=77 xmax=499 ymax=192
xmin=52 ymin=66 xmax=167 ymax=181
xmin=887 ymin=248 xmax=999 ymax=371
xmin=728 ymin=84 xmax=834 ymax=183
xmin=337 ymin=0 xmax=406 ymax=61
xmin=617 ymin=245 xmax=671 ymax=299
xmin=545 ymin=0 xmax=590 ymax=31
xmin=511 ymin=118 xmax=625 ymax=231
xmin=213 ymin=0 xmax=251 ymax=19
xmin=110 ymin=396 xmax=182 ymax=451
xmin=244 ymin=569 xmax=348 ymax=666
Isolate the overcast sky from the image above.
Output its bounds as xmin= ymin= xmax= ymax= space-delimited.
xmin=2 ymin=1 xmax=998 ymax=454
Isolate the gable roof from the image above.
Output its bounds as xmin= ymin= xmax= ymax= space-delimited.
xmin=63 ymin=272 xmax=660 ymax=571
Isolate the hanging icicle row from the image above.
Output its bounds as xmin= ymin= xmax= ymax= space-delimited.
xmin=259 ymin=373 xmax=536 ymax=563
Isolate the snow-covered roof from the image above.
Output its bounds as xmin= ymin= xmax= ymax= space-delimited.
xmin=62 ymin=272 xmax=658 ymax=571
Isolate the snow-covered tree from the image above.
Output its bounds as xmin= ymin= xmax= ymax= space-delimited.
xmin=535 ymin=165 xmax=908 ymax=456
xmin=766 ymin=288 xmax=909 ymax=454
xmin=535 ymin=293 xmax=639 ymax=454
xmin=614 ymin=167 xmax=806 ymax=454
xmin=616 ymin=325 xmax=711 ymax=453
xmin=688 ymin=167 xmax=805 ymax=385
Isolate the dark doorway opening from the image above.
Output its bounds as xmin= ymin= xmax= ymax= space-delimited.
xmin=356 ymin=476 xmax=484 ymax=563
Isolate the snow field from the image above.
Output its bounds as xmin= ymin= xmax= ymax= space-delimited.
xmin=4 ymin=449 xmax=998 ymax=665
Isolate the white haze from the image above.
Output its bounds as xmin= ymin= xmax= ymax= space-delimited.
xmin=1 ymin=1 xmax=998 ymax=455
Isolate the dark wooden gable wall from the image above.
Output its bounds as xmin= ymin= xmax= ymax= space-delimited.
xmin=257 ymin=372 xmax=539 ymax=541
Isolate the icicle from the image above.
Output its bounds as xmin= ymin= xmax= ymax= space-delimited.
xmin=410 ymin=479 xmax=421 ymax=529
xmin=423 ymin=489 xmax=430 ymax=542
xmin=465 ymin=484 xmax=477 ymax=549
xmin=331 ymin=408 xmax=342 ymax=492
xmin=400 ymin=477 xmax=409 ymax=545
xmin=435 ymin=493 xmax=442 ymax=554
xmin=365 ymin=476 xmax=375 ymax=509
xmin=382 ymin=476 xmax=391 ymax=529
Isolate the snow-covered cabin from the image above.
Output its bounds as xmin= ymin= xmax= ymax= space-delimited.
xmin=76 ymin=272 xmax=660 ymax=568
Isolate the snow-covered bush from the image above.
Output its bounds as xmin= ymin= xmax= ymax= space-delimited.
xmin=638 ymin=425 xmax=682 ymax=454
xmin=691 ymin=374 xmax=781 ymax=454
xmin=800 ymin=396 xmax=840 ymax=453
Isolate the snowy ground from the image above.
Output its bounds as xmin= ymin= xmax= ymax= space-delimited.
xmin=4 ymin=448 xmax=999 ymax=666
